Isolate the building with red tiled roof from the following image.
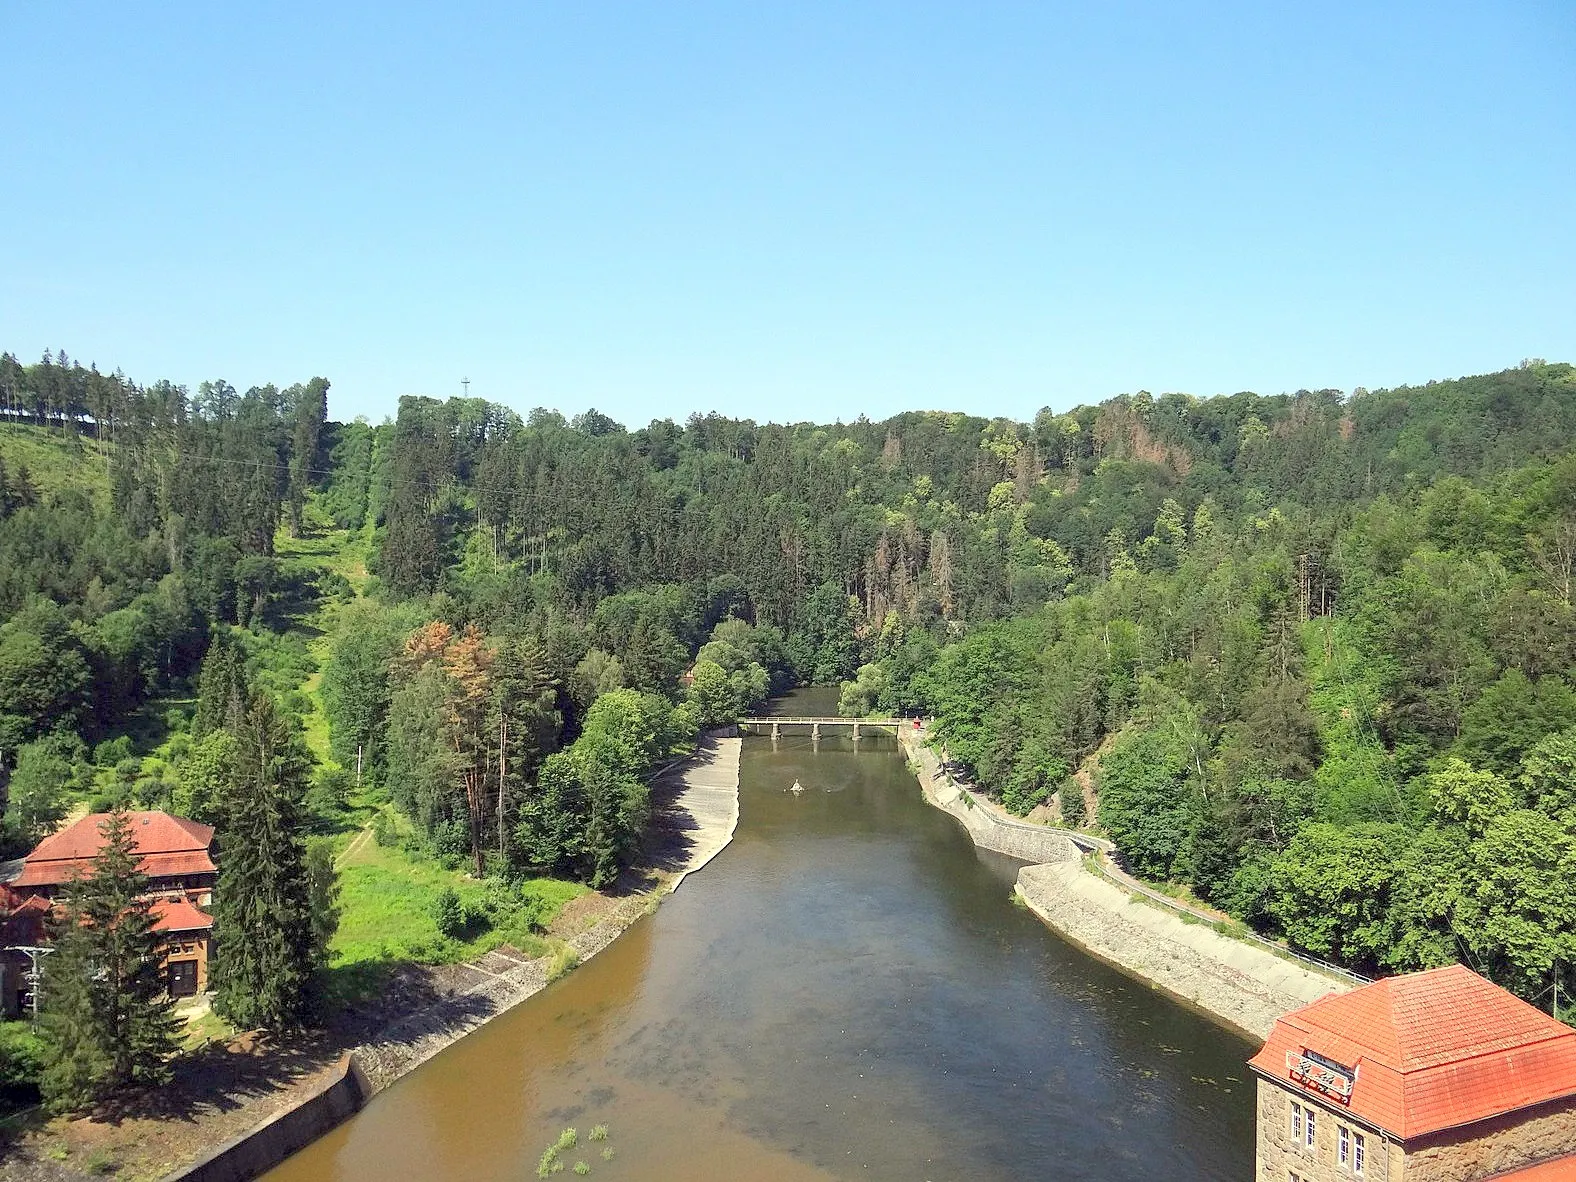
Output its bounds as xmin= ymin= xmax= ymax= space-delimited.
xmin=6 ymin=811 xmax=218 ymax=1009
xmin=1249 ymin=964 xmax=1576 ymax=1180
xmin=12 ymin=811 xmax=215 ymax=896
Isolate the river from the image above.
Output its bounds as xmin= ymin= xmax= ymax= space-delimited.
xmin=266 ymin=691 xmax=1255 ymax=1181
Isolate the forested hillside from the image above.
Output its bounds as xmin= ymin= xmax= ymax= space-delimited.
xmin=2 ymin=348 xmax=1573 ymax=1016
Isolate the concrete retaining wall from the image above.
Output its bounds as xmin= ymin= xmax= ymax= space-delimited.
xmin=900 ymin=732 xmax=1080 ymax=865
xmin=1015 ymin=862 xmax=1351 ymax=1039
xmin=164 ymin=1054 xmax=371 ymax=1182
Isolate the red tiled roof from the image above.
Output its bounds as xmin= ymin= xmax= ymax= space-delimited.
xmin=1487 ymin=1156 xmax=1576 ymax=1181
xmin=150 ymin=899 xmax=213 ymax=933
xmin=0 ymin=894 xmax=52 ymax=945
xmin=13 ymin=811 xmax=215 ymax=887
xmin=1249 ymin=965 xmax=1576 ymax=1140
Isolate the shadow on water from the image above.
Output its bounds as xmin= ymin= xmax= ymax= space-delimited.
xmin=266 ymin=692 xmax=1255 ymax=1182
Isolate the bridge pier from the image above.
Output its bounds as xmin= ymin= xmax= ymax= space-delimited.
xmin=811 ymin=722 xmax=820 ymax=743
xmin=771 ymin=722 xmax=781 ymax=741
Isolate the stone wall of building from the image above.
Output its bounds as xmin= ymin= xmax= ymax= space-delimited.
xmin=1255 ymin=1078 xmax=1393 ymax=1181
xmin=1401 ymin=1097 xmax=1576 ymax=1181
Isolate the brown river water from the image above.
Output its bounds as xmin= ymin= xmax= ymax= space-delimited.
xmin=266 ymin=691 xmax=1255 ymax=1181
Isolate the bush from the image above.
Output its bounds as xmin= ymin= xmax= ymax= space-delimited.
xmin=306 ymin=766 xmax=353 ymax=819
xmin=318 ymin=571 xmax=355 ymax=602
xmin=547 ymin=944 xmax=580 ymax=981
xmin=1058 ymin=780 xmax=1086 ymax=826
xmin=371 ymin=811 xmax=397 ymax=847
xmin=432 ymin=886 xmax=464 ymax=938
xmin=93 ymin=736 xmax=134 ymax=767
xmin=0 ymin=1021 xmax=51 ymax=1101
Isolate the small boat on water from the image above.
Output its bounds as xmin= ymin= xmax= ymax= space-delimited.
xmin=789 ymin=780 xmax=805 ymax=794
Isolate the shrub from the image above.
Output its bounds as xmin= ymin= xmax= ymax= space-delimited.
xmin=93 ymin=736 xmax=134 ymax=767
xmin=1058 ymin=780 xmax=1086 ymax=826
xmin=306 ymin=766 xmax=353 ymax=819
xmin=547 ymin=944 xmax=580 ymax=982
xmin=0 ymin=1021 xmax=50 ymax=1100
xmin=371 ymin=810 xmax=397 ymax=847
xmin=432 ymin=886 xmax=464 ymax=938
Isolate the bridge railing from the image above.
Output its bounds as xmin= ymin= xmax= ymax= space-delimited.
xmin=737 ymin=716 xmax=906 ymax=726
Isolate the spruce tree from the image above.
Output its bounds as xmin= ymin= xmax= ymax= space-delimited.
xmin=41 ymin=808 xmax=180 ymax=1112
xmin=211 ymin=691 xmax=324 ymax=1030
xmin=191 ymin=629 xmax=249 ymax=739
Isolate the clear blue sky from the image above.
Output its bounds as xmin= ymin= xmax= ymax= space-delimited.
xmin=3 ymin=2 xmax=1572 ymax=426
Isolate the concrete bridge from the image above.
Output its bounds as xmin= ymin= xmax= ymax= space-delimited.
xmin=736 ymin=716 xmax=910 ymax=741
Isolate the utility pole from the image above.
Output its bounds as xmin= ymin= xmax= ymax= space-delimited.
xmin=498 ymin=714 xmax=508 ymax=866
xmin=461 ymin=377 xmax=471 ymax=398
xmin=7 ymin=945 xmax=54 ymax=1026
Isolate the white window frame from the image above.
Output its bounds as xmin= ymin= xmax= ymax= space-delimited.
xmin=1354 ymin=1131 xmax=1366 ymax=1175
xmin=1305 ymin=1106 xmax=1317 ymax=1148
xmin=1339 ymin=1123 xmax=1350 ymax=1165
xmin=1291 ymin=1100 xmax=1303 ymax=1142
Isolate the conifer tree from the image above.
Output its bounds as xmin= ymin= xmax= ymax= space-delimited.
xmin=41 ymin=809 xmax=180 ymax=1112
xmin=211 ymin=691 xmax=323 ymax=1030
xmin=191 ymin=629 xmax=249 ymax=739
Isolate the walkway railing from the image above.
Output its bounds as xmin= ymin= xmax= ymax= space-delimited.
xmin=737 ymin=716 xmax=906 ymax=739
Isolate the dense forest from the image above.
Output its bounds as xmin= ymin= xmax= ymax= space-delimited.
xmin=1 ymin=347 xmax=1574 ymax=1020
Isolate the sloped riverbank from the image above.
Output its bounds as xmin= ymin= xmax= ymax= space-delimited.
xmin=899 ymin=726 xmax=1352 ymax=1038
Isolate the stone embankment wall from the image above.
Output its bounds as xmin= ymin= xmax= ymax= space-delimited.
xmin=900 ymin=731 xmax=1080 ymax=865
xmin=651 ymin=733 xmax=742 ymax=890
xmin=171 ymin=1055 xmax=371 ymax=1182
xmin=900 ymin=727 xmax=1351 ymax=1040
xmin=1017 ymin=863 xmax=1349 ymax=1040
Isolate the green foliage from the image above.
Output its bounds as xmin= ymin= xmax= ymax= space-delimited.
xmin=210 ymin=692 xmax=328 ymax=1031
xmin=0 ymin=1021 xmax=50 ymax=1099
xmin=321 ymin=608 xmax=401 ymax=784
xmin=40 ymin=809 xmax=181 ymax=1112
xmin=1057 ymin=780 xmax=1086 ymax=827
xmin=7 ymin=351 xmax=1576 ymax=1012
xmin=838 ymin=663 xmax=889 ymax=718
xmin=790 ymin=581 xmax=861 ymax=684
xmin=1266 ymin=823 xmax=1407 ymax=965
xmin=2 ymin=734 xmax=84 ymax=851
xmin=432 ymin=886 xmax=465 ymax=938
xmin=1455 ymin=670 xmax=1576 ymax=776
xmin=1097 ymin=730 xmax=1195 ymax=881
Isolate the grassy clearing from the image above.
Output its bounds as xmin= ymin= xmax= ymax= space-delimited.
xmin=332 ymin=837 xmax=584 ymax=968
xmin=0 ymin=426 xmax=111 ymax=502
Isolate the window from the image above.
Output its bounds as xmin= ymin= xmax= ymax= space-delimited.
xmin=1290 ymin=1101 xmax=1303 ymax=1142
xmin=1289 ymin=1173 xmax=1302 ymax=1182
xmin=1354 ymin=1132 xmax=1365 ymax=1175
xmin=1340 ymin=1124 xmax=1350 ymax=1165
xmin=1305 ymin=1107 xmax=1316 ymax=1148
